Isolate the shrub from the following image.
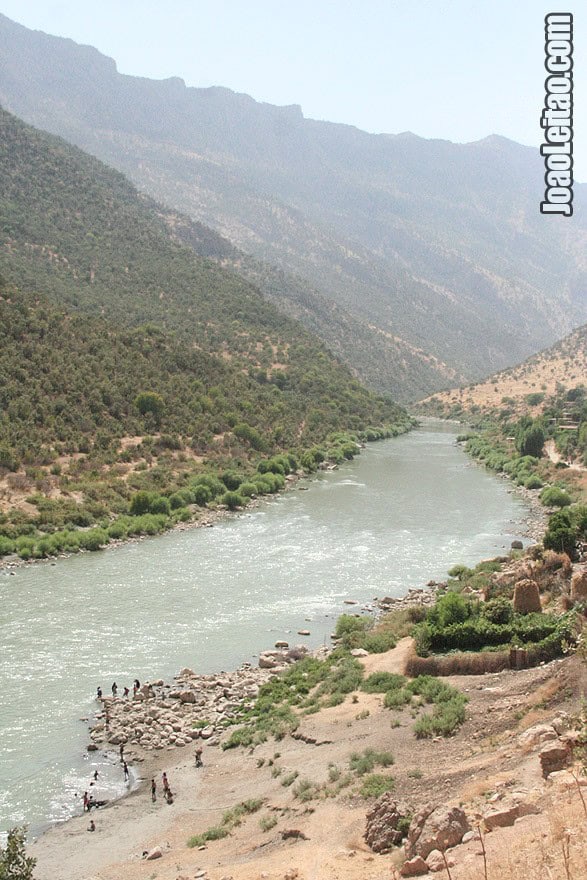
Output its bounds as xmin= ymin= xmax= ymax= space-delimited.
xmin=482 ymin=597 xmax=513 ymax=624
xmin=221 ymin=491 xmax=245 ymax=510
xmin=0 ymin=535 xmax=15 ymax=555
xmin=349 ymin=749 xmax=395 ymax=776
xmin=540 ymin=486 xmax=572 ymax=508
xmin=360 ymin=774 xmax=395 ymax=798
xmin=239 ymin=482 xmax=258 ymax=497
xmin=192 ymin=484 xmax=211 ymax=506
xmin=191 ymin=473 xmax=226 ymax=498
xmin=362 ymin=672 xmax=406 ymax=693
xmin=187 ymin=825 xmax=228 ymax=847
xmin=413 ymin=695 xmax=467 ymax=738
xmin=78 ymin=528 xmax=109 ymax=551
xmin=525 ymin=475 xmax=544 ymax=490
xmin=260 ymin=815 xmax=278 ymax=832
xmin=221 ymin=471 xmax=242 ymax=491
xmin=384 ymin=688 xmax=411 ymax=709
xmin=429 ymin=592 xmax=472 ymax=627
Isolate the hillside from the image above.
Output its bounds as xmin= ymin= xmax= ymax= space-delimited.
xmin=1 ymin=12 xmax=586 ymax=398
xmin=420 ymin=324 xmax=587 ymax=419
xmin=0 ymin=105 xmax=410 ymax=556
xmin=165 ymin=213 xmax=462 ymax=402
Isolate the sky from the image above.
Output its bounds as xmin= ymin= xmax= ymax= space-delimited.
xmin=1 ymin=0 xmax=585 ymax=181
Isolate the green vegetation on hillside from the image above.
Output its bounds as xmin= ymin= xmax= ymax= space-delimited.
xmin=0 ymin=106 xmax=412 ymax=556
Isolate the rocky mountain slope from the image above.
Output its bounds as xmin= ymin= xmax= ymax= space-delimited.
xmin=1 ymin=12 xmax=586 ymax=399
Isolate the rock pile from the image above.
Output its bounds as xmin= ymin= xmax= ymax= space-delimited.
xmin=377 ymin=587 xmax=437 ymax=613
xmin=89 ymin=663 xmax=274 ymax=753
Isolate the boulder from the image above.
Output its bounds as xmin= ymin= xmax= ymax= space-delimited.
xmin=406 ymin=803 xmax=470 ymax=860
xmin=513 ymin=579 xmax=541 ymax=614
xmin=483 ymin=805 xmax=520 ymax=829
xmin=400 ymin=856 xmax=429 ymax=876
xmin=145 ymin=846 xmax=162 ymax=860
xmin=179 ymin=691 xmax=196 ymax=703
xmin=518 ymin=723 xmax=558 ymax=749
xmin=364 ymin=795 xmax=413 ymax=853
xmin=275 ymin=641 xmax=289 ymax=649
xmin=540 ymin=742 xmax=570 ymax=777
xmin=259 ymin=654 xmax=279 ymax=669
xmin=350 ymin=648 xmax=369 ymax=657
xmin=511 ymin=540 xmax=524 ymax=550
xmin=427 ymin=850 xmax=454 ymax=872
xmin=571 ymin=570 xmax=587 ymax=603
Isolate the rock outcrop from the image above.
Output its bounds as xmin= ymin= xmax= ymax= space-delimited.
xmin=513 ymin=579 xmax=541 ymax=614
xmin=364 ymin=794 xmax=413 ymax=853
xmin=405 ymin=803 xmax=470 ymax=860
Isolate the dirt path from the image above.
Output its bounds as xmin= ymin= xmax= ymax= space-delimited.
xmin=359 ymin=637 xmax=414 ymax=676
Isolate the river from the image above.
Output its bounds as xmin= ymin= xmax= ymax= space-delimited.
xmin=0 ymin=422 xmax=529 ymax=835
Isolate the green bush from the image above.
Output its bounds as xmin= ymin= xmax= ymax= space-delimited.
xmin=482 ymin=597 xmax=513 ymax=624
xmin=362 ymin=672 xmax=406 ymax=693
xmin=525 ymin=475 xmax=544 ymax=490
xmin=238 ymin=482 xmax=258 ymax=497
xmin=359 ymin=774 xmax=395 ymax=798
xmin=221 ymin=491 xmax=245 ymax=510
xmin=540 ymin=486 xmax=571 ymax=508
xmin=221 ymin=471 xmax=242 ymax=491
xmin=0 ymin=535 xmax=15 ymax=555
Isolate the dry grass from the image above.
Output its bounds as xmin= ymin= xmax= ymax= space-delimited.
xmin=405 ymin=650 xmax=511 ymax=677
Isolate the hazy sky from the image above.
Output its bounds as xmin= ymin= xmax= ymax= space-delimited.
xmin=2 ymin=0 xmax=585 ymax=181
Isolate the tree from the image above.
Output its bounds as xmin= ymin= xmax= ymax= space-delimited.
xmin=134 ymin=391 xmax=164 ymax=420
xmin=516 ymin=419 xmax=545 ymax=458
xmin=0 ymin=826 xmax=36 ymax=880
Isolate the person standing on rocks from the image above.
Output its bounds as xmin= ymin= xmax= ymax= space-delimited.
xmin=123 ymin=686 xmax=129 ymax=698
xmin=123 ymin=761 xmax=129 ymax=782
xmin=96 ymin=686 xmax=102 ymax=699
xmin=151 ymin=778 xmax=156 ymax=802
xmin=111 ymin=682 xmax=118 ymax=697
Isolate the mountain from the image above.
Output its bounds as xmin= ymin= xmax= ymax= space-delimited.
xmin=418 ymin=323 xmax=587 ymax=419
xmin=0 ymin=105 xmax=411 ymax=553
xmin=1 ymin=13 xmax=586 ymax=399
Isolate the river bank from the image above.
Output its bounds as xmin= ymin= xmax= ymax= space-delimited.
xmin=1 ymin=426 xmax=538 ymax=840
xmin=28 ymin=638 xmax=587 ymax=880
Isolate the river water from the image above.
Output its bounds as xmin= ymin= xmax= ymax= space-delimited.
xmin=0 ymin=423 xmax=528 ymax=835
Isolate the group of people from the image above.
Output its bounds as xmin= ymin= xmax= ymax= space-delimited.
xmin=84 ymin=680 xmax=205 ymax=831
xmin=151 ymin=771 xmax=174 ymax=805
xmin=96 ymin=679 xmax=141 ymax=700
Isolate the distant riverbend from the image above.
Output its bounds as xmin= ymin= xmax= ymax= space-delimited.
xmin=0 ymin=421 xmax=530 ymax=835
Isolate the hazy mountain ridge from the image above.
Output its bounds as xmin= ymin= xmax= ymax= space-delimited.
xmin=0 ymin=12 xmax=586 ymax=399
